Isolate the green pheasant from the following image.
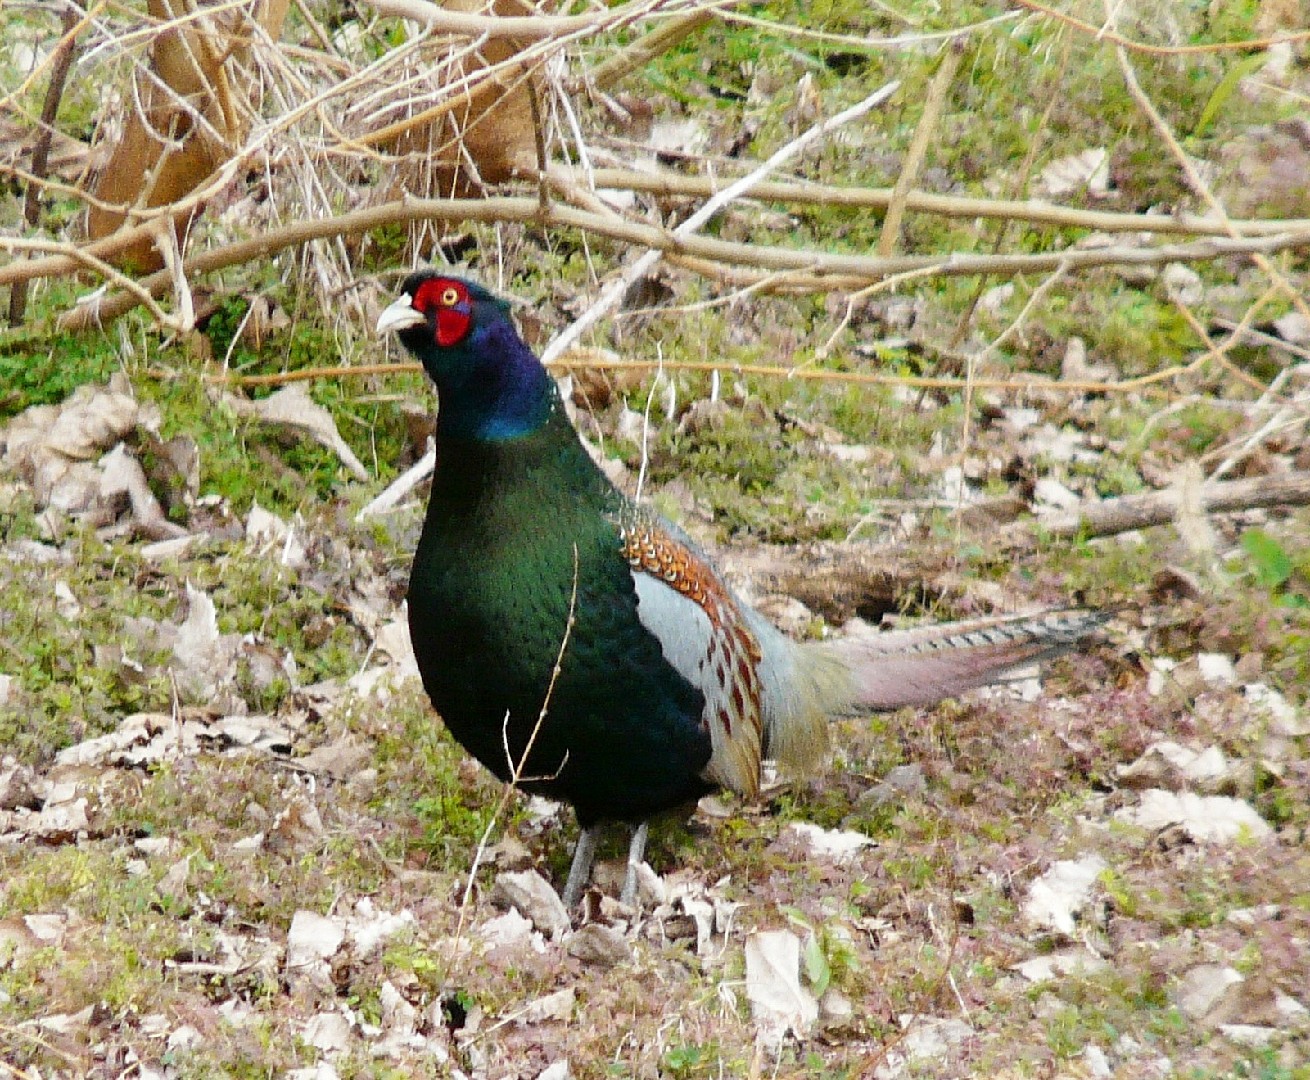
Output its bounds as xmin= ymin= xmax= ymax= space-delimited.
xmin=378 ymin=272 xmax=1107 ymax=909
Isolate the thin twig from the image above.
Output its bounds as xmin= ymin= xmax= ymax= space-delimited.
xmin=572 ymin=168 xmax=1309 ymax=237
xmin=451 ymin=545 xmax=580 ymax=959
xmin=1109 ymin=5 xmax=1310 ymax=328
xmin=877 ymin=42 xmax=959 ymax=258
xmin=578 ymin=8 xmax=714 ymax=93
xmin=1014 ymin=0 xmax=1310 ymax=55
xmin=537 ymin=78 xmax=902 ymax=365
xmin=214 ymin=351 xmax=1246 ymax=398
xmin=1001 ymin=471 xmax=1310 ymax=546
xmin=368 ymin=0 xmax=723 ymax=40
xmin=8 ymin=2 xmax=83 ymax=326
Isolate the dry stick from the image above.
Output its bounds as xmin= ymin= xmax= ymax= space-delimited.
xmin=360 ymin=80 xmax=900 ymax=514
xmin=352 ymin=1 xmax=626 ymax=155
xmin=718 ymin=6 xmax=1019 ymax=52
xmin=26 ymin=201 xmax=1310 ymax=330
xmin=1110 ymin=14 xmax=1310 ymax=329
xmin=1169 ymin=296 xmax=1280 ymax=399
xmin=8 ymin=3 xmax=83 ymax=327
xmin=355 ymin=46 xmax=534 ymax=152
xmin=947 ymin=34 xmax=1071 ymax=352
xmin=577 ymin=8 xmax=714 ymax=93
xmin=1013 ymin=0 xmax=1310 ymax=56
xmin=2 ymin=159 xmax=168 ymax=217
xmin=241 ymin=352 xmax=1195 ymax=398
xmin=539 ymin=77 xmax=902 ymax=366
xmin=1105 ymin=8 xmax=1310 ymax=469
xmin=0 ymin=0 xmax=105 ymax=111
xmin=28 ymin=0 xmax=539 ymax=267
xmin=1210 ymin=405 xmax=1309 ymax=483
xmin=1202 ymin=319 xmax=1310 ymax=479
xmin=954 ymin=262 xmax=1069 ymax=543
xmin=289 ymin=0 xmax=337 ymax=54
xmin=4 ymin=163 xmax=1308 ymax=293
xmin=76 ymin=0 xmax=252 ymax=60
xmin=368 ymin=0 xmax=712 ymax=41
xmin=576 ymin=169 xmax=1307 ymax=237
xmin=4 ymin=237 xmax=186 ymax=330
xmin=877 ymin=40 xmax=960 ymax=258
xmin=0 ymin=1021 xmax=88 ymax=1072
xmin=1004 ymin=471 xmax=1310 ymax=546
xmin=3 ymin=0 xmax=612 ymax=293
xmin=816 ymin=264 xmax=946 ymax=360
xmin=1211 ymin=318 xmax=1310 ymax=366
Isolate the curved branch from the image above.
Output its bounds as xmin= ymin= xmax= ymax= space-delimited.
xmin=40 ymin=195 xmax=1310 ymax=330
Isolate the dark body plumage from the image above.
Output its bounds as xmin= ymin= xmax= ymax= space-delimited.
xmin=409 ymin=417 xmax=713 ymax=826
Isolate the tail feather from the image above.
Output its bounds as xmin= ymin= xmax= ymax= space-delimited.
xmin=821 ymin=608 xmax=1109 ymax=712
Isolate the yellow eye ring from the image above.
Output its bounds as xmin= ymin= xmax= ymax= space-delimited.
xmin=441 ymin=287 xmax=460 ymax=306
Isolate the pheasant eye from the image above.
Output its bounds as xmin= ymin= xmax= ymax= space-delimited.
xmin=441 ymin=287 xmax=460 ymax=306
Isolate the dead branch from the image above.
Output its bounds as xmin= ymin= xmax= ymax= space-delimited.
xmin=538 ymin=79 xmax=901 ymax=365
xmin=1004 ymin=472 xmax=1310 ymax=546
xmin=877 ymin=41 xmax=958 ymax=258
xmin=214 ymin=352 xmax=1199 ymax=399
xmin=574 ymin=169 xmax=1307 ymax=238
xmin=8 ymin=3 xmax=83 ymax=326
xmin=1011 ymin=0 xmax=1310 ymax=55
xmin=577 ymin=8 xmax=714 ymax=92
xmin=86 ymin=0 xmax=291 ymax=272
xmin=367 ymin=0 xmax=717 ymax=38
xmin=1110 ymin=15 xmax=1310 ymax=330
xmin=34 ymin=194 xmax=1310 ymax=331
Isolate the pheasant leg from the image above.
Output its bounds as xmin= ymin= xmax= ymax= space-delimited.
xmin=561 ymin=824 xmax=600 ymax=910
xmin=620 ymin=820 xmax=650 ymax=907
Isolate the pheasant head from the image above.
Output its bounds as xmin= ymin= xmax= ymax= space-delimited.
xmin=376 ymin=272 xmax=555 ymax=441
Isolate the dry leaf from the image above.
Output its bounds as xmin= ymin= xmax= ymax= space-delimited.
xmin=1116 ymin=790 xmax=1272 ymax=843
xmin=173 ymin=584 xmax=241 ymax=700
xmin=345 ymin=899 xmax=416 ymax=960
xmin=492 ymin=870 xmax=570 ymax=938
xmin=1038 ymin=147 xmax=1111 ymax=198
xmin=565 ymin=923 xmax=633 ymax=968
xmin=1117 ymin=741 xmax=1234 ymax=792
xmin=287 ymin=910 xmax=345 ymax=973
xmin=302 ymin=1011 xmax=352 ymax=1053
xmin=1 ymin=380 xmax=142 ymax=517
xmin=1013 ymin=950 xmax=1110 ymax=984
xmin=1023 ymin=855 xmax=1107 ymax=937
xmin=373 ymin=617 xmax=420 ymax=677
xmin=247 ymin=502 xmax=307 ymax=569
xmin=479 ymin=908 xmax=540 ymax=952
xmin=1176 ymin=964 xmax=1245 ymax=1023
xmin=744 ymin=929 xmax=818 ymax=1042
xmin=99 ymin=443 xmax=187 ymax=539
xmin=516 ymin=987 xmax=575 ymax=1026
xmin=786 ymin=822 xmax=875 ymax=864
xmin=225 ymin=385 xmax=368 ymax=481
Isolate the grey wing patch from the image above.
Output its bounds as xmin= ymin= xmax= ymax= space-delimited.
xmin=620 ymin=519 xmax=766 ymax=799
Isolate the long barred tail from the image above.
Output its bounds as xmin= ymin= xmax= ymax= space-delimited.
xmin=822 ymin=608 xmax=1111 ymax=712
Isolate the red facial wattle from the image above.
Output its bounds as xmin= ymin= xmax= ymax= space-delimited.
xmin=436 ymin=305 xmax=471 ymax=346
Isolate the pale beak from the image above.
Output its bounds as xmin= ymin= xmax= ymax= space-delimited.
xmin=376 ymin=293 xmax=426 ymax=334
